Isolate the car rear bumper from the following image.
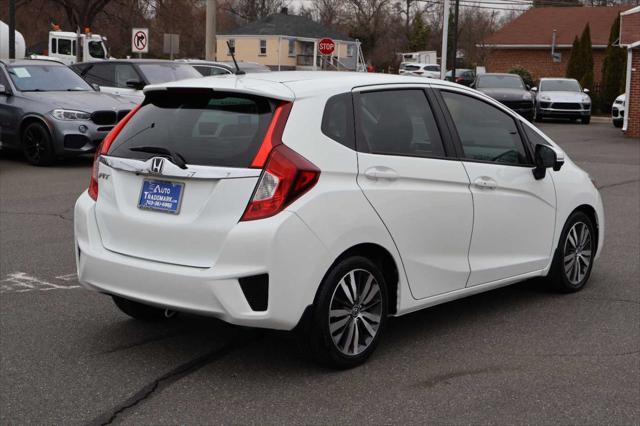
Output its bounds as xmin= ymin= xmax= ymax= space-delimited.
xmin=74 ymin=191 xmax=329 ymax=330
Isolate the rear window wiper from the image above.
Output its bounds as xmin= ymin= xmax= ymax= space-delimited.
xmin=129 ymin=146 xmax=188 ymax=169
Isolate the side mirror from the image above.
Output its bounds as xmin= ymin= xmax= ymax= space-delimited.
xmin=91 ymin=83 xmax=101 ymax=92
xmin=531 ymin=87 xmax=538 ymax=92
xmin=0 ymin=84 xmax=11 ymax=96
xmin=125 ymin=79 xmax=145 ymax=90
xmin=533 ymin=144 xmax=564 ymax=180
xmin=583 ymin=88 xmax=590 ymax=93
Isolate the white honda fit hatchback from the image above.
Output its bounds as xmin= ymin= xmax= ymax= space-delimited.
xmin=74 ymin=72 xmax=604 ymax=368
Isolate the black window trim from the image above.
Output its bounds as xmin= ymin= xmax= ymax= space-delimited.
xmin=433 ymin=87 xmax=536 ymax=168
xmin=352 ymin=86 xmax=457 ymax=161
xmin=320 ymin=92 xmax=356 ymax=150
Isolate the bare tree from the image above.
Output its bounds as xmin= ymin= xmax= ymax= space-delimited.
xmin=48 ymin=0 xmax=115 ymax=29
xmin=221 ymin=0 xmax=289 ymax=22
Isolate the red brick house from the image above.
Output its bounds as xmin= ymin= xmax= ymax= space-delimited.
xmin=620 ymin=6 xmax=640 ymax=138
xmin=481 ymin=6 xmax=630 ymax=83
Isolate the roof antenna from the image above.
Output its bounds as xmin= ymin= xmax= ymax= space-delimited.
xmin=226 ymin=41 xmax=245 ymax=75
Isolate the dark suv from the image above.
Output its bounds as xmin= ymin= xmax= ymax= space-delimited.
xmin=0 ymin=59 xmax=137 ymax=165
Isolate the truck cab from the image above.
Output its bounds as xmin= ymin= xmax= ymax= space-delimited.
xmin=48 ymin=31 xmax=108 ymax=65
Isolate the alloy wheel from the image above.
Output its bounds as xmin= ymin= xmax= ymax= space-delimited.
xmin=328 ymin=268 xmax=383 ymax=356
xmin=23 ymin=126 xmax=45 ymax=162
xmin=563 ymin=221 xmax=593 ymax=285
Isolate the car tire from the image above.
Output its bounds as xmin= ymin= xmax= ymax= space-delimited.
xmin=112 ymin=296 xmax=177 ymax=321
xmin=547 ymin=211 xmax=596 ymax=293
xmin=581 ymin=116 xmax=591 ymax=125
xmin=21 ymin=121 xmax=55 ymax=166
xmin=304 ymin=256 xmax=388 ymax=369
xmin=613 ymin=119 xmax=623 ymax=128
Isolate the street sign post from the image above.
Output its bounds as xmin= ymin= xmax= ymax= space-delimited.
xmin=132 ymin=28 xmax=149 ymax=56
xmin=163 ymin=33 xmax=180 ymax=60
xmin=318 ymin=38 xmax=335 ymax=56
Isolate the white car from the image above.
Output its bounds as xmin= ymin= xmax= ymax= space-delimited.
xmin=74 ymin=72 xmax=604 ymax=368
xmin=399 ymin=62 xmax=440 ymax=78
xmin=612 ymin=93 xmax=625 ymax=128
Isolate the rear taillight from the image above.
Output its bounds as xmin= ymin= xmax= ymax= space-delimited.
xmin=88 ymin=105 xmax=141 ymax=201
xmin=241 ymin=144 xmax=320 ymax=221
xmin=242 ymin=101 xmax=318 ymax=221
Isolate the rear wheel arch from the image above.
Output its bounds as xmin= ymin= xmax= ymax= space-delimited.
xmin=316 ymin=243 xmax=400 ymax=315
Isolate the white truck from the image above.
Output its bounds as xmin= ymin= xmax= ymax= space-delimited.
xmin=1 ymin=20 xmax=109 ymax=64
xmin=400 ymin=50 xmax=438 ymax=65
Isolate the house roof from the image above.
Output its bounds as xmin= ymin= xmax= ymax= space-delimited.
xmin=220 ymin=12 xmax=354 ymax=42
xmin=483 ymin=6 xmax=630 ymax=48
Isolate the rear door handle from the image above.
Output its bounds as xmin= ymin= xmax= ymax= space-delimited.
xmin=364 ymin=167 xmax=398 ymax=181
xmin=473 ymin=176 xmax=497 ymax=190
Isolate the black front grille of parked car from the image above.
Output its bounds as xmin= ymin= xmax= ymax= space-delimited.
xmin=91 ymin=110 xmax=132 ymax=125
xmin=552 ymin=103 xmax=581 ymax=110
xmin=539 ymin=102 xmax=551 ymax=108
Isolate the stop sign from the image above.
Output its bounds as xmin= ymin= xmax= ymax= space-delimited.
xmin=318 ymin=38 xmax=335 ymax=55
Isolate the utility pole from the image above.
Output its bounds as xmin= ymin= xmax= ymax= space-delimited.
xmin=205 ymin=0 xmax=217 ymax=60
xmin=451 ymin=0 xmax=460 ymax=81
xmin=440 ymin=0 xmax=450 ymax=79
xmin=9 ymin=0 xmax=16 ymax=59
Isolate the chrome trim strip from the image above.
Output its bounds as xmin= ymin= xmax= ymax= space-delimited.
xmin=100 ymin=155 xmax=261 ymax=180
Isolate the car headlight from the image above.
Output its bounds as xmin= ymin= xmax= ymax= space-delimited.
xmin=51 ymin=109 xmax=91 ymax=121
xmin=522 ymin=93 xmax=532 ymax=100
xmin=581 ymin=94 xmax=591 ymax=103
xmin=539 ymin=95 xmax=551 ymax=101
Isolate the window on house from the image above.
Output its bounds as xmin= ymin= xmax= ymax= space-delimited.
xmin=259 ymin=39 xmax=267 ymax=55
xmin=347 ymin=45 xmax=355 ymax=57
xmin=288 ymin=39 xmax=295 ymax=57
xmin=227 ymin=39 xmax=235 ymax=56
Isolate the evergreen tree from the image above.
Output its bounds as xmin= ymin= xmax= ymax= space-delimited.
xmin=565 ymin=36 xmax=583 ymax=81
xmin=579 ymin=24 xmax=594 ymax=92
xmin=408 ymin=14 xmax=430 ymax=52
xmin=600 ymin=15 xmax=627 ymax=113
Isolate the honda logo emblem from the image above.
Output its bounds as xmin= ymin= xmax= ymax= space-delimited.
xmin=150 ymin=157 xmax=165 ymax=174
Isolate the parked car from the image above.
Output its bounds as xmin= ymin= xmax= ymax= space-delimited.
xmin=75 ymin=72 xmax=603 ymax=368
xmin=444 ymin=69 xmax=475 ymax=86
xmin=399 ymin=62 xmax=440 ymax=78
xmin=612 ymin=93 xmax=625 ymax=128
xmin=533 ymin=78 xmax=591 ymax=124
xmin=70 ymin=59 xmax=202 ymax=102
xmin=0 ymin=59 xmax=137 ymax=165
xmin=177 ymin=59 xmax=271 ymax=76
xmin=473 ymin=73 xmax=534 ymax=121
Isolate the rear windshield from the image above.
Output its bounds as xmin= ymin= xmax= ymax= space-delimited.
xmin=107 ymin=91 xmax=275 ymax=168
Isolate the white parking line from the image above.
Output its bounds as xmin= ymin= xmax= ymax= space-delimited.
xmin=0 ymin=272 xmax=80 ymax=294
xmin=55 ymin=273 xmax=78 ymax=281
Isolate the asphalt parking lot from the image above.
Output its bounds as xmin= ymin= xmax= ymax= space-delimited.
xmin=1 ymin=120 xmax=638 ymax=424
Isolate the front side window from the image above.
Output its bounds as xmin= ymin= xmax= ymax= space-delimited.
xmin=357 ymin=89 xmax=445 ymax=158
xmin=82 ymin=63 xmax=115 ymax=86
xmin=58 ymin=39 xmax=72 ymax=55
xmin=259 ymin=40 xmax=267 ymax=55
xmin=88 ymin=41 xmax=106 ymax=59
xmin=441 ymin=90 xmax=529 ymax=165
xmin=115 ymin=64 xmax=140 ymax=88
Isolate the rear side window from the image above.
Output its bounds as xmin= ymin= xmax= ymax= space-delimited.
xmin=82 ymin=63 xmax=116 ymax=86
xmin=321 ymin=93 xmax=354 ymax=149
xmin=356 ymin=89 xmax=445 ymax=158
xmin=441 ymin=90 xmax=528 ymax=165
xmin=108 ymin=92 xmax=275 ymax=168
